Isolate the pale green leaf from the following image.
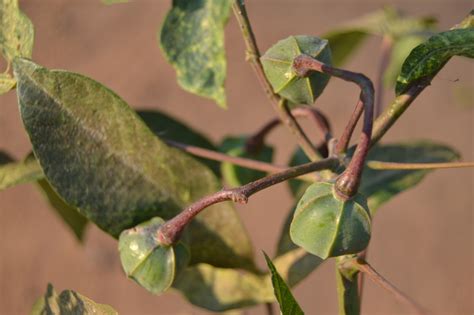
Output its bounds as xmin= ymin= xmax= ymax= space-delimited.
xmin=30 ymin=283 xmax=117 ymax=315
xmin=0 ymin=0 xmax=34 ymax=63
xmin=0 ymin=153 xmax=42 ymax=191
xmin=396 ymin=28 xmax=474 ymax=95
xmin=160 ymin=0 xmax=231 ymax=108
xmin=0 ymin=72 xmax=16 ymax=94
xmin=323 ymin=7 xmax=435 ymax=66
xmin=264 ymin=252 xmax=304 ymax=315
xmin=13 ymin=58 xmax=254 ymax=270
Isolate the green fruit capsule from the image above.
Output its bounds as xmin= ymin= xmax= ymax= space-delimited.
xmin=261 ymin=35 xmax=332 ymax=105
xmin=118 ymin=217 xmax=190 ymax=294
xmin=290 ymin=182 xmax=371 ymax=259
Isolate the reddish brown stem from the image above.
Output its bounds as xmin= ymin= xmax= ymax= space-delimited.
xmin=336 ymin=99 xmax=364 ymax=154
xmin=246 ymin=106 xmax=332 ymax=155
xmin=354 ymin=259 xmax=429 ymax=315
xmin=157 ymin=157 xmax=339 ymax=245
xmin=232 ymin=1 xmax=320 ymax=161
xmin=293 ymin=55 xmax=374 ymax=198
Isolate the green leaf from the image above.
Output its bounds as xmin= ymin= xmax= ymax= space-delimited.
xmin=396 ymin=28 xmax=474 ymax=95
xmin=383 ymin=35 xmax=427 ymax=87
xmin=137 ymin=110 xmax=220 ymax=176
xmin=264 ymin=252 xmax=304 ymax=315
xmin=261 ymin=35 xmax=332 ymax=105
xmin=173 ymin=249 xmax=320 ymax=312
xmin=101 ymin=0 xmax=128 ymax=5
xmin=31 ymin=283 xmax=118 ymax=315
xmin=119 ymin=217 xmax=190 ymax=294
xmin=13 ymin=58 xmax=254 ymax=270
xmin=173 ymin=263 xmax=272 ymax=312
xmin=219 ymin=136 xmax=273 ymax=187
xmin=37 ymin=179 xmax=88 ymax=242
xmin=323 ymin=7 xmax=435 ymax=66
xmin=0 ymin=72 xmax=16 ymax=94
xmin=159 ymin=0 xmax=231 ymax=108
xmin=361 ymin=141 xmax=460 ymax=214
xmin=287 ymin=148 xmax=311 ymax=199
xmin=0 ymin=0 xmax=34 ymax=63
xmin=0 ymin=153 xmax=43 ymax=191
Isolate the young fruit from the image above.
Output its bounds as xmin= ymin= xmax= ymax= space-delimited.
xmin=290 ymin=181 xmax=371 ymax=259
xmin=118 ymin=217 xmax=190 ymax=294
xmin=261 ymin=35 xmax=332 ymax=105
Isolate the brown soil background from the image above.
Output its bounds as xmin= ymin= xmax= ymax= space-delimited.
xmin=0 ymin=1 xmax=473 ymax=314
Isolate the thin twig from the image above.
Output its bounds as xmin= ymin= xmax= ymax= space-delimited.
xmin=336 ymin=99 xmax=364 ymax=154
xmin=245 ymin=106 xmax=332 ymax=155
xmin=367 ymin=161 xmax=474 ymax=170
xmin=157 ymin=157 xmax=339 ymax=245
xmin=165 ymin=139 xmax=316 ymax=182
xmin=293 ymin=55 xmax=374 ymax=198
xmin=353 ymin=259 xmax=429 ymax=315
xmin=231 ymin=1 xmax=320 ymax=161
xmin=374 ymin=36 xmax=393 ymax=117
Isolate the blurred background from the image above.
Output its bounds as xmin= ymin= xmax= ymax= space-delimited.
xmin=0 ymin=0 xmax=472 ymax=314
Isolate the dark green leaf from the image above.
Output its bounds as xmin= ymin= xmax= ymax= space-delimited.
xmin=37 ymin=179 xmax=88 ymax=242
xmin=14 ymin=58 xmax=254 ymax=270
xmin=219 ymin=136 xmax=273 ymax=187
xmin=173 ymin=249 xmax=319 ymax=312
xmin=287 ymin=148 xmax=311 ymax=199
xmin=361 ymin=141 xmax=460 ymax=214
xmin=30 ymin=283 xmax=117 ymax=315
xmin=261 ymin=35 xmax=332 ymax=105
xmin=264 ymin=252 xmax=304 ymax=315
xmin=0 ymin=0 xmax=34 ymax=63
xmin=159 ymin=0 xmax=231 ymax=108
xmin=0 ymin=153 xmax=42 ymax=191
xmin=137 ymin=110 xmax=220 ymax=176
xmin=396 ymin=28 xmax=474 ymax=95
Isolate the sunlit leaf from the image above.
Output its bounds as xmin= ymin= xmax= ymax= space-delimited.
xmin=0 ymin=72 xmax=16 ymax=94
xmin=264 ymin=252 xmax=304 ymax=315
xmin=0 ymin=153 xmax=42 ymax=191
xmin=323 ymin=7 xmax=435 ymax=67
xmin=0 ymin=0 xmax=34 ymax=63
xmin=160 ymin=0 xmax=231 ymax=108
xmin=30 ymin=283 xmax=117 ymax=315
xmin=14 ymin=58 xmax=254 ymax=270
xmin=101 ymin=0 xmax=128 ymax=5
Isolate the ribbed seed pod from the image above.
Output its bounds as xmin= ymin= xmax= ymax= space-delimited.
xmin=261 ymin=35 xmax=332 ymax=105
xmin=290 ymin=181 xmax=371 ymax=259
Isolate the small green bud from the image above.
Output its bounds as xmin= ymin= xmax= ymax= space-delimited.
xmin=118 ymin=217 xmax=190 ymax=294
xmin=290 ymin=181 xmax=371 ymax=259
xmin=261 ymin=35 xmax=332 ymax=105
